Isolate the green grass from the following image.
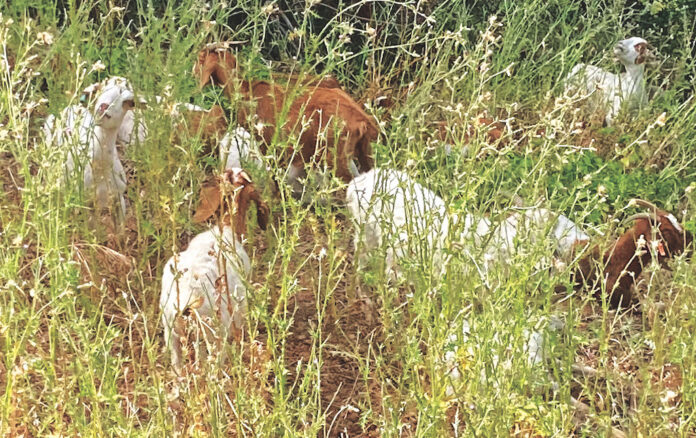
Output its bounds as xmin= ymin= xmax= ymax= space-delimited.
xmin=1 ymin=0 xmax=696 ymax=436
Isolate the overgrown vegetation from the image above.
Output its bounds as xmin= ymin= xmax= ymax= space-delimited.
xmin=1 ymin=0 xmax=695 ymax=436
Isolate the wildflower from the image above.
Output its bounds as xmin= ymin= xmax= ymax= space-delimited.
xmin=36 ymin=31 xmax=54 ymax=45
xmin=365 ymin=24 xmax=376 ymax=38
xmin=91 ymin=60 xmax=106 ymax=72
xmin=202 ymin=20 xmax=216 ymax=32
xmin=635 ymin=235 xmax=647 ymax=256
xmin=261 ymin=2 xmax=278 ymax=15
xmin=254 ymin=121 xmax=265 ymax=136
xmin=655 ymin=112 xmax=667 ymax=126
xmin=288 ymin=29 xmax=303 ymax=41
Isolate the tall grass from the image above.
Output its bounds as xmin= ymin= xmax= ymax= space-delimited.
xmin=1 ymin=0 xmax=695 ymax=436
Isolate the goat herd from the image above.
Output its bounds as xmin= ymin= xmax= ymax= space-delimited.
xmin=41 ymin=37 xmax=692 ymax=375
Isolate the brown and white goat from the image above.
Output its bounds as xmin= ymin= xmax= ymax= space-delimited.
xmin=194 ymin=48 xmax=377 ymax=182
xmin=572 ymin=199 xmax=692 ymax=307
xmin=160 ymin=168 xmax=269 ymax=370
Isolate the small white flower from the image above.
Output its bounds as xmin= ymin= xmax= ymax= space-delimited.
xmin=254 ymin=121 xmax=265 ymax=136
xmin=365 ymin=25 xmax=376 ymax=38
xmin=91 ymin=60 xmax=106 ymax=72
xmin=261 ymin=2 xmax=278 ymax=15
xmin=37 ymin=31 xmax=54 ymax=45
xmin=655 ymin=112 xmax=667 ymax=126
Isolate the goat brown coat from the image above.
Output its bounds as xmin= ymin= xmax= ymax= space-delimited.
xmin=179 ymin=104 xmax=228 ymax=154
xmin=573 ymin=212 xmax=692 ymax=307
xmin=195 ymin=49 xmax=377 ymax=182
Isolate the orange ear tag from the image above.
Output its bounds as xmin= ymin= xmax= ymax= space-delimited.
xmin=657 ymin=241 xmax=666 ymax=256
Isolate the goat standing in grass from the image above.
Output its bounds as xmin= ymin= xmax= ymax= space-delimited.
xmin=160 ymin=168 xmax=269 ymax=371
xmin=44 ymin=82 xmax=135 ymax=222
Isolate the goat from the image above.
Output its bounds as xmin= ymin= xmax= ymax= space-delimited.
xmin=571 ymin=199 xmax=692 ymax=307
xmin=176 ymin=104 xmax=228 ymax=155
xmin=81 ymin=76 xmax=149 ymax=146
xmin=347 ymin=168 xmax=591 ymax=280
xmin=565 ymin=36 xmax=651 ymax=125
xmin=57 ymin=82 xmax=135 ymax=220
xmin=160 ymin=168 xmax=269 ymax=371
xmin=194 ymin=48 xmax=377 ymax=183
xmin=195 ymin=45 xmax=342 ymax=90
xmin=346 ymin=167 xmax=451 ymax=280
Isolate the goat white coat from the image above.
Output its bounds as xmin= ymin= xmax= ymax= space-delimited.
xmin=160 ymin=225 xmax=250 ymax=370
xmin=565 ymin=36 xmax=649 ymax=125
xmin=346 ymin=168 xmax=589 ymax=279
xmin=66 ymin=83 xmax=134 ymax=218
xmin=346 ymin=167 xmax=451 ymax=279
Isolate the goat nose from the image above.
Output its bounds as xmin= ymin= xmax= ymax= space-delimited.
xmin=97 ymin=103 xmax=109 ymax=114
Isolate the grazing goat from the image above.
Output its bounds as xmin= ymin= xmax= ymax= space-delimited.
xmin=346 ymin=168 xmax=590 ymax=280
xmin=160 ymin=168 xmax=269 ymax=370
xmin=572 ymin=199 xmax=692 ymax=307
xmin=194 ymin=47 xmax=377 ymax=183
xmin=565 ymin=36 xmax=650 ymax=125
xmin=176 ymin=104 xmax=228 ymax=154
xmin=346 ymin=167 xmax=452 ymax=279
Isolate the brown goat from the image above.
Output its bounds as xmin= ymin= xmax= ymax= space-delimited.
xmin=572 ymin=199 xmax=692 ymax=307
xmin=194 ymin=48 xmax=377 ymax=182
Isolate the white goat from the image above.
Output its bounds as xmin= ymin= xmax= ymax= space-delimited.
xmin=220 ymin=126 xmax=263 ymax=170
xmin=346 ymin=168 xmax=589 ymax=279
xmin=81 ymin=77 xmax=149 ymax=146
xmin=55 ymin=82 xmax=134 ymax=219
xmin=479 ymin=207 xmax=589 ymax=268
xmin=565 ymin=36 xmax=650 ymax=125
xmin=160 ymin=168 xmax=269 ymax=370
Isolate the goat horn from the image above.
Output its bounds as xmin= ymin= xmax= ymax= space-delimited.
xmin=203 ymin=41 xmax=247 ymax=51
xmin=630 ymin=198 xmax=659 ymax=211
xmin=624 ymin=213 xmax=654 ymax=223
xmin=630 ymin=198 xmax=660 ymax=222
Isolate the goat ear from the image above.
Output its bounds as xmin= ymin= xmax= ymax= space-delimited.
xmin=81 ymin=82 xmax=102 ymax=106
xmin=255 ymin=198 xmax=270 ymax=230
xmin=195 ymin=51 xmax=215 ymax=89
xmin=193 ymin=181 xmax=222 ymax=223
xmin=122 ymin=99 xmax=135 ymax=111
xmin=635 ymin=42 xmax=648 ymax=64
